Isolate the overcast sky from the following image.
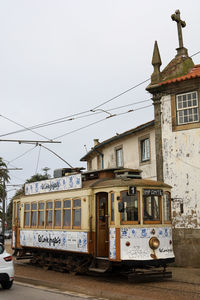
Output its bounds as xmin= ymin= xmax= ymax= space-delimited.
xmin=0 ymin=0 xmax=199 ymax=202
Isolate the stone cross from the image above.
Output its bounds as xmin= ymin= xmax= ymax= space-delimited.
xmin=171 ymin=9 xmax=186 ymax=49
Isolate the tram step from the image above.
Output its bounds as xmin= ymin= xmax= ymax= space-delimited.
xmin=16 ymin=255 xmax=33 ymax=260
xmin=88 ymin=267 xmax=109 ymax=273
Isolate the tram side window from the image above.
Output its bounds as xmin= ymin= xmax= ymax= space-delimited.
xmin=54 ymin=200 xmax=61 ymax=227
xmin=121 ymin=191 xmax=138 ymax=223
xmin=163 ymin=192 xmax=171 ymax=222
xmin=73 ymin=199 xmax=81 ymax=228
xmin=144 ymin=195 xmax=161 ymax=223
xmin=63 ymin=200 xmax=71 ymax=228
xmin=31 ymin=203 xmax=37 ymax=227
xmin=38 ymin=202 xmax=45 ymax=227
xmin=46 ymin=201 xmax=53 ymax=227
xmin=24 ymin=203 xmax=30 ymax=227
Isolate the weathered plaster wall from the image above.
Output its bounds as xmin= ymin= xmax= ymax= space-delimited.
xmin=89 ymin=129 xmax=156 ymax=180
xmin=161 ymin=95 xmax=200 ymax=229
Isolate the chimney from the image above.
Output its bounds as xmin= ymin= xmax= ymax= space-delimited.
xmin=93 ymin=139 xmax=99 ymax=147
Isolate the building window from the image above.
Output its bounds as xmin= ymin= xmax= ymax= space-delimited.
xmin=88 ymin=160 xmax=92 ymax=171
xmin=163 ymin=192 xmax=171 ymax=222
xmin=120 ymin=191 xmax=139 ymax=224
xmin=110 ymin=193 xmax=115 ymax=223
xmin=143 ymin=195 xmax=161 ymax=223
xmin=38 ymin=202 xmax=45 ymax=227
xmin=24 ymin=203 xmax=30 ymax=227
xmin=54 ymin=200 xmax=61 ymax=227
xmin=176 ymin=91 xmax=199 ymax=125
xmin=97 ymin=155 xmax=104 ymax=169
xmin=46 ymin=201 xmax=53 ymax=227
xmin=140 ymin=138 xmax=150 ymax=162
xmin=73 ymin=199 xmax=81 ymax=228
xmin=116 ymin=148 xmax=123 ymax=167
xmin=63 ymin=200 xmax=71 ymax=228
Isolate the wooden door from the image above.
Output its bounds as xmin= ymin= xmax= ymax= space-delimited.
xmin=15 ymin=201 xmax=21 ymax=248
xmin=96 ymin=192 xmax=109 ymax=257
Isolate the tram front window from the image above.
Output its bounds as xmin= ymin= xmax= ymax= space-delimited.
xmin=144 ymin=195 xmax=161 ymax=222
xmin=121 ymin=191 xmax=138 ymax=223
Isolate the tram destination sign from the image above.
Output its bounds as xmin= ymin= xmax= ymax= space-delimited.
xmin=25 ymin=173 xmax=82 ymax=195
xmin=143 ymin=189 xmax=163 ymax=196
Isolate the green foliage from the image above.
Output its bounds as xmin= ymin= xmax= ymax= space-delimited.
xmin=12 ymin=173 xmax=49 ymax=198
xmin=0 ymin=157 xmax=10 ymax=201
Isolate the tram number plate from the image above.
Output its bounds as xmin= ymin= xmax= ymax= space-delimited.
xmin=144 ymin=189 xmax=163 ymax=196
xmin=128 ymin=186 xmax=137 ymax=195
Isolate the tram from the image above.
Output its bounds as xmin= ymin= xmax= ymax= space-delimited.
xmin=12 ymin=168 xmax=175 ymax=275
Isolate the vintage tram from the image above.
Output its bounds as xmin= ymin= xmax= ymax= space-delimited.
xmin=12 ymin=168 xmax=175 ymax=275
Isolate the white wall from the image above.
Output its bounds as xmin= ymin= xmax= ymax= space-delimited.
xmin=89 ymin=128 xmax=156 ymax=180
xmin=161 ymin=95 xmax=200 ymax=229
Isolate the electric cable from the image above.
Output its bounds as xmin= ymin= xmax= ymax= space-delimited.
xmin=0 ymin=114 xmax=52 ymax=141
xmin=53 ymin=104 xmax=152 ymax=140
xmin=7 ymin=145 xmax=37 ymax=165
xmin=0 ymin=99 xmax=152 ymax=138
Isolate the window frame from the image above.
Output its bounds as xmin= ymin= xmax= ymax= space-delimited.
xmin=31 ymin=202 xmax=37 ymax=228
xmin=143 ymin=194 xmax=162 ymax=224
xmin=46 ymin=201 xmax=53 ymax=228
xmin=171 ymin=91 xmax=200 ymax=132
xmin=97 ymin=154 xmax=104 ymax=170
xmin=54 ymin=200 xmax=62 ymax=228
xmin=139 ymin=134 xmax=151 ymax=164
xmin=24 ymin=203 xmax=31 ymax=228
xmin=176 ymin=91 xmax=199 ymax=125
xmin=63 ymin=199 xmax=72 ymax=229
xmin=72 ymin=198 xmax=81 ymax=229
xmin=115 ymin=146 xmax=123 ymax=168
xmin=120 ymin=190 xmax=140 ymax=225
xmin=38 ymin=201 xmax=45 ymax=228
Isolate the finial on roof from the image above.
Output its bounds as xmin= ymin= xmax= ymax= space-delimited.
xmin=151 ymin=41 xmax=162 ymax=84
xmin=171 ymin=9 xmax=188 ymax=57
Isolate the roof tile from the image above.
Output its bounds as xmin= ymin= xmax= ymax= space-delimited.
xmin=159 ymin=65 xmax=200 ymax=86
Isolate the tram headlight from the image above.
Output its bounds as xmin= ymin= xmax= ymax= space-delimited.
xmin=149 ymin=237 xmax=160 ymax=250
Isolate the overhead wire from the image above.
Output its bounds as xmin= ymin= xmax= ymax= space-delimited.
xmin=0 ymin=98 xmax=152 ymax=138
xmin=0 ymin=49 xmax=199 ymax=143
xmin=0 ymin=114 xmax=52 ymax=141
xmin=7 ymin=145 xmax=37 ymax=165
xmin=53 ymin=103 xmax=152 ymax=140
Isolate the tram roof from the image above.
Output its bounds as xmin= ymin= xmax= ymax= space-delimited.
xmin=82 ymin=177 xmax=171 ymax=189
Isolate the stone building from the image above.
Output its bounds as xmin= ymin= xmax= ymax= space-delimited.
xmin=146 ymin=10 xmax=200 ymax=266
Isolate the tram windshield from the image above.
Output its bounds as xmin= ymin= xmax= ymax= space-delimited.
xmin=121 ymin=191 xmax=138 ymax=222
xmin=144 ymin=195 xmax=161 ymax=222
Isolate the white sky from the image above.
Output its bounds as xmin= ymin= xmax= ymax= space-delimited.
xmin=0 ymin=0 xmax=199 ymax=201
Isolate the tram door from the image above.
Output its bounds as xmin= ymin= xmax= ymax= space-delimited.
xmin=96 ymin=192 xmax=109 ymax=257
xmin=13 ymin=201 xmax=21 ymax=248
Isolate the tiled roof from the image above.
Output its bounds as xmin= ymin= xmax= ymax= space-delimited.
xmin=159 ymin=64 xmax=200 ymax=86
